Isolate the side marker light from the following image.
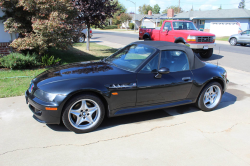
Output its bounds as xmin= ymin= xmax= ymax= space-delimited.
xmin=45 ymin=107 xmax=57 ymax=111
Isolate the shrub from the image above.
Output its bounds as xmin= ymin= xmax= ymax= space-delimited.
xmin=129 ymin=23 xmax=134 ymax=30
xmin=103 ymin=25 xmax=118 ymax=29
xmin=0 ymin=53 xmax=40 ymax=69
xmin=41 ymin=54 xmax=61 ymax=67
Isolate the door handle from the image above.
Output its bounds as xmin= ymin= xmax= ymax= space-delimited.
xmin=182 ymin=77 xmax=191 ymax=81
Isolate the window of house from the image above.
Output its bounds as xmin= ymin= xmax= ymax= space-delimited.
xmin=199 ymin=20 xmax=205 ymax=25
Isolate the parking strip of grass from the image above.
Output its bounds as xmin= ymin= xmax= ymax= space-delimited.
xmin=216 ymin=36 xmax=230 ymax=41
xmin=0 ymin=43 xmax=117 ymax=98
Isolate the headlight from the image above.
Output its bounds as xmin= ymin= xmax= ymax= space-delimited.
xmin=34 ymin=89 xmax=57 ymax=102
xmin=187 ymin=35 xmax=196 ymax=42
xmin=213 ymin=36 xmax=216 ymax=42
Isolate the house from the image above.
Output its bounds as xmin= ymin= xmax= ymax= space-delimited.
xmin=0 ymin=8 xmax=18 ymax=55
xmin=123 ymin=9 xmax=250 ymax=37
xmin=173 ymin=9 xmax=250 ymax=36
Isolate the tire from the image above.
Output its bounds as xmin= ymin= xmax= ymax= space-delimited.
xmin=143 ymin=35 xmax=151 ymax=41
xmin=62 ymin=94 xmax=105 ymax=133
xmin=229 ymin=38 xmax=237 ymax=46
xmin=196 ymin=82 xmax=222 ymax=112
xmin=199 ymin=48 xmax=213 ymax=58
xmin=78 ymin=34 xmax=85 ymax=43
xmin=240 ymin=44 xmax=247 ymax=46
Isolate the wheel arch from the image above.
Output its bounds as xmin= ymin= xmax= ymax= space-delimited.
xmin=143 ymin=33 xmax=151 ymax=40
xmin=174 ymin=37 xmax=186 ymax=44
xmin=59 ymin=89 xmax=109 ymax=123
xmin=196 ymin=78 xmax=225 ymax=102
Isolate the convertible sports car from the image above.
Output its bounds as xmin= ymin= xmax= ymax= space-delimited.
xmin=25 ymin=41 xmax=229 ymax=133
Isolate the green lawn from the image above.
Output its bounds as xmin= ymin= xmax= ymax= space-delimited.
xmin=0 ymin=43 xmax=117 ymax=98
xmin=216 ymin=36 xmax=230 ymax=41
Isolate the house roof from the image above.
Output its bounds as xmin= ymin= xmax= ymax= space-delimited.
xmin=129 ymin=9 xmax=250 ymax=22
xmin=129 ymin=14 xmax=167 ymax=22
xmin=174 ymin=9 xmax=250 ymax=19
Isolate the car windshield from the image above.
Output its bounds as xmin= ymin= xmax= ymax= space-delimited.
xmin=173 ymin=22 xmax=197 ymax=30
xmin=104 ymin=44 xmax=156 ymax=72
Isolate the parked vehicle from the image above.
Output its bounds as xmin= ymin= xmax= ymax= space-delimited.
xmin=139 ymin=20 xmax=216 ymax=58
xmin=229 ymin=30 xmax=250 ymax=46
xmin=25 ymin=41 xmax=228 ymax=133
xmin=73 ymin=28 xmax=93 ymax=43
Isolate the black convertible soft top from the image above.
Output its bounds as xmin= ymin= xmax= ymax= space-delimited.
xmin=132 ymin=41 xmax=205 ymax=70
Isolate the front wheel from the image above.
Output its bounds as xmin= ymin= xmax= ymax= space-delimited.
xmin=199 ymin=48 xmax=213 ymax=58
xmin=229 ymin=38 xmax=237 ymax=46
xmin=62 ymin=94 xmax=105 ymax=133
xmin=196 ymin=82 xmax=222 ymax=112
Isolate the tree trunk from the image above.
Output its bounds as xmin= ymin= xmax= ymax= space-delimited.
xmin=87 ymin=24 xmax=90 ymax=51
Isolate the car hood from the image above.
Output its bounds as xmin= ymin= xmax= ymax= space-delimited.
xmin=177 ymin=30 xmax=215 ymax=36
xmin=33 ymin=61 xmax=130 ymax=87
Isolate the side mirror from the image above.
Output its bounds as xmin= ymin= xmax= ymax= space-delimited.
xmin=158 ymin=67 xmax=170 ymax=74
xmin=163 ymin=27 xmax=169 ymax=33
xmin=155 ymin=67 xmax=170 ymax=78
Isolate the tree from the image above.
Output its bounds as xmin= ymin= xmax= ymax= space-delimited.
xmin=73 ymin=0 xmax=118 ymax=51
xmin=112 ymin=1 xmax=127 ymax=25
xmin=138 ymin=4 xmax=153 ymax=14
xmin=152 ymin=4 xmax=160 ymax=14
xmin=162 ymin=6 xmax=183 ymax=14
xmin=238 ymin=0 xmax=245 ymax=8
xmin=119 ymin=13 xmax=132 ymax=30
xmin=0 ymin=0 xmax=80 ymax=55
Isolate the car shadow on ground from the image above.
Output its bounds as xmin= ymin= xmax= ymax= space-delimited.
xmin=234 ymin=44 xmax=250 ymax=47
xmin=47 ymin=91 xmax=237 ymax=133
xmin=196 ymin=53 xmax=223 ymax=61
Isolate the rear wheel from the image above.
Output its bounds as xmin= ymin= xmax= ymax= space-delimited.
xmin=229 ymin=38 xmax=237 ymax=46
xmin=196 ymin=82 xmax=222 ymax=112
xmin=199 ymin=48 xmax=213 ymax=59
xmin=62 ymin=94 xmax=105 ymax=133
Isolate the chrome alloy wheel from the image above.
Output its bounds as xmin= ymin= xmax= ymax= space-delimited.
xmin=79 ymin=36 xmax=85 ymax=43
xmin=203 ymin=85 xmax=221 ymax=109
xmin=230 ymin=38 xmax=237 ymax=45
xmin=68 ymin=99 xmax=101 ymax=130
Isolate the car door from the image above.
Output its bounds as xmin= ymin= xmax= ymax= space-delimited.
xmin=238 ymin=30 xmax=250 ymax=43
xmin=136 ymin=50 xmax=194 ymax=106
xmin=246 ymin=30 xmax=250 ymax=42
xmin=160 ymin=22 xmax=175 ymax=42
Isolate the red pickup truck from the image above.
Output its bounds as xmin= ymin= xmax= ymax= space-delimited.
xmin=139 ymin=20 xmax=216 ymax=58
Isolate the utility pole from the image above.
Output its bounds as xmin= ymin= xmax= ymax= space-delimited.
xmin=178 ymin=0 xmax=180 ymax=13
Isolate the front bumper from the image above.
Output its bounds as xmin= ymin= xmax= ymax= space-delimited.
xmin=187 ymin=43 xmax=216 ymax=49
xmin=25 ymin=91 xmax=62 ymax=124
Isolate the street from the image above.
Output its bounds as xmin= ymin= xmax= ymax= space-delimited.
xmin=92 ymin=30 xmax=250 ymax=72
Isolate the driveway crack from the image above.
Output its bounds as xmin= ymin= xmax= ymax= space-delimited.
xmin=0 ymin=122 xmax=186 ymax=156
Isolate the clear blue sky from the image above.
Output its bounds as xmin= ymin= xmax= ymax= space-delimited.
xmin=119 ymin=0 xmax=250 ymax=13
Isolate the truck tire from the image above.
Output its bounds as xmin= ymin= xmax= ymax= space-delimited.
xmin=199 ymin=48 xmax=213 ymax=59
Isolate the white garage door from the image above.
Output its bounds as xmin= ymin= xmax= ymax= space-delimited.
xmin=142 ymin=20 xmax=155 ymax=28
xmin=210 ymin=22 xmax=239 ymax=36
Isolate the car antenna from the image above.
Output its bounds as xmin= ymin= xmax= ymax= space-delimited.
xmin=217 ymin=46 xmax=220 ymax=67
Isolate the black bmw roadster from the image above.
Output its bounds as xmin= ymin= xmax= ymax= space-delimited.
xmin=26 ymin=41 xmax=229 ymax=133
